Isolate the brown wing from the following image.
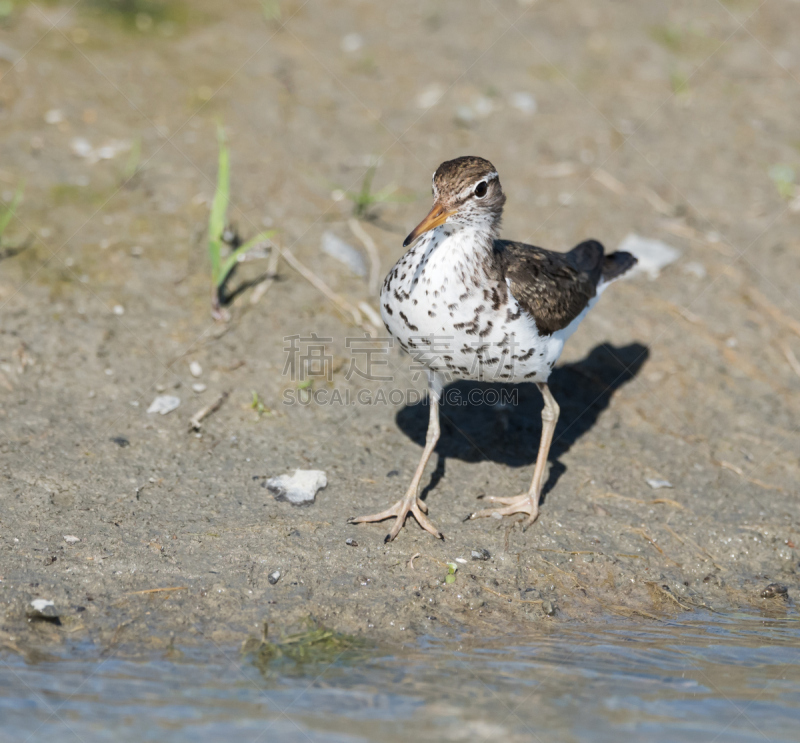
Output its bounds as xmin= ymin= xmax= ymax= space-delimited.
xmin=494 ymin=239 xmax=605 ymax=336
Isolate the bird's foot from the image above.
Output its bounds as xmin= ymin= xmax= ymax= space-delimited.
xmin=349 ymin=494 xmax=443 ymax=543
xmin=468 ymin=492 xmax=540 ymax=529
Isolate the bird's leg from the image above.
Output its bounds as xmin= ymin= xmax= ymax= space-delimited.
xmin=469 ymin=382 xmax=559 ymax=529
xmin=349 ymin=374 xmax=444 ymax=542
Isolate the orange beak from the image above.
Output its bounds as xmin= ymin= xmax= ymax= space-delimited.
xmin=403 ymin=202 xmax=455 ymax=247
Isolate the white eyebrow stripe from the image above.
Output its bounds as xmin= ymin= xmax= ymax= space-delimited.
xmin=457 ymin=171 xmax=499 ymax=199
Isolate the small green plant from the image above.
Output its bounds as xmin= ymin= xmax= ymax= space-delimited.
xmin=0 ymin=183 xmax=23 ymax=247
xmin=250 ymin=390 xmax=267 ymax=415
xmin=0 ymin=1 xmax=15 ymax=22
xmin=445 ymin=561 xmax=457 ymax=584
xmin=243 ymin=621 xmax=370 ymax=678
xmin=650 ymin=24 xmax=685 ymax=52
xmin=121 ymin=136 xmax=142 ymax=183
xmin=670 ymin=70 xmax=690 ymax=96
xmin=260 ymin=0 xmax=280 ymax=22
xmin=208 ymin=125 xmax=275 ymax=319
xmin=335 ymin=162 xmax=415 ymax=221
xmin=769 ymin=164 xmax=796 ymax=200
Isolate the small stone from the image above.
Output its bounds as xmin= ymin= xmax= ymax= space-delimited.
xmin=510 ymin=91 xmax=537 ymax=114
xmin=542 ymin=600 xmax=556 ymax=616
xmin=761 ymin=583 xmax=788 ymax=599
xmin=683 ymin=261 xmax=706 ymax=279
xmin=44 ymin=109 xmax=64 ymax=124
xmin=265 ymin=469 xmax=327 ymax=506
xmin=189 ymin=361 xmax=202 ymax=378
xmin=110 ymin=436 xmax=129 ymax=447
xmin=113 ymin=305 xmax=125 ymax=316
xmin=28 ymin=599 xmax=60 ymax=621
xmin=192 ymin=383 xmax=207 ymax=393
xmin=71 ymin=137 xmax=93 ymax=158
xmin=618 ymin=233 xmax=681 ymax=280
xmin=646 ymin=478 xmax=673 ymax=490
xmin=268 ymin=570 xmax=281 ymax=585
xmin=386 ymin=470 xmax=399 ymax=478
xmin=340 ymin=32 xmax=363 ymax=53
xmin=147 ymin=395 xmax=180 ymax=415
xmin=345 ymin=538 xmax=358 ymax=547
xmin=321 ymin=231 xmax=366 ymax=277
xmin=64 ymin=535 xmax=80 ymax=544
xmin=416 ymin=83 xmax=444 ymax=109
xmin=471 ymin=548 xmax=491 ymax=561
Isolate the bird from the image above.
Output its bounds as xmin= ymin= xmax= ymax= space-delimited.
xmin=349 ymin=156 xmax=636 ymax=543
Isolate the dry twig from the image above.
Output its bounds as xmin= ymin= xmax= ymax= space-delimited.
xmin=189 ymin=391 xmax=229 ymax=431
xmin=128 ymin=586 xmax=188 ymax=595
xmin=250 ymin=243 xmax=281 ymax=306
xmin=348 ymin=218 xmax=382 ymax=296
xmin=281 ymin=248 xmax=377 ymax=334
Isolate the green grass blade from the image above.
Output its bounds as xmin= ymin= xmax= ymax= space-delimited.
xmin=217 ymin=230 xmax=275 ymax=287
xmin=209 ymin=125 xmax=230 ymax=287
xmin=122 ymin=137 xmax=142 ymax=181
xmin=0 ymin=184 xmax=23 ymax=241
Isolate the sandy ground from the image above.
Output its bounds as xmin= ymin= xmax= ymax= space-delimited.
xmin=1 ymin=0 xmax=799 ymax=653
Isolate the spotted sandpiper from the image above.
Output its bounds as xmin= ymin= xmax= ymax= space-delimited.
xmin=350 ymin=156 xmax=636 ymax=542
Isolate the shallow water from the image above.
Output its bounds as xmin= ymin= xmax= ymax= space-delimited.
xmin=2 ymin=613 xmax=800 ymax=742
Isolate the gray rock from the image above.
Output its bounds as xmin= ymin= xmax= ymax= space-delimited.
xmin=761 ymin=583 xmax=788 ymax=599
xmin=321 ymin=231 xmax=366 ymax=277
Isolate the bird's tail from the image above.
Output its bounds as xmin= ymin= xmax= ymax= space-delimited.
xmin=601 ymin=251 xmax=637 ymax=282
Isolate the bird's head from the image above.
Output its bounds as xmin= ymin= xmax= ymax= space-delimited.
xmin=403 ymin=156 xmax=506 ymax=247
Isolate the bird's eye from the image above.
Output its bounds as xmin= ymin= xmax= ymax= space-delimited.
xmin=474 ymin=181 xmax=488 ymax=198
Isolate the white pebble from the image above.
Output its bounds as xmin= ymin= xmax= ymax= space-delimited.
xmin=417 ymin=84 xmax=444 ymax=109
xmin=558 ymin=192 xmax=574 ymax=207
xmin=340 ymin=33 xmax=363 ymax=53
xmin=510 ymin=91 xmax=537 ymax=114
xmin=192 ymin=383 xmax=207 ymax=393
xmin=618 ymin=234 xmax=681 ymax=280
xmin=683 ymin=261 xmax=706 ymax=279
xmin=44 ymin=109 xmax=64 ymax=124
xmin=147 ymin=395 xmax=180 ymax=415
xmin=64 ymin=535 xmax=80 ymax=544
xmin=189 ymin=361 xmax=203 ymax=377
xmin=646 ymin=478 xmax=673 ymax=490
xmin=266 ymin=469 xmax=327 ymax=506
xmin=113 ymin=305 xmax=125 ymax=315
xmin=321 ymin=231 xmax=366 ymax=277
xmin=71 ymin=137 xmax=93 ymax=158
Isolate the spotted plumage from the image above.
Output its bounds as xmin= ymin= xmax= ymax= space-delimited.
xmin=350 ymin=156 xmax=636 ymax=542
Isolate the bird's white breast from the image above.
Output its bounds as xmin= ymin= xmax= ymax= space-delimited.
xmin=380 ymin=226 xmax=584 ymax=384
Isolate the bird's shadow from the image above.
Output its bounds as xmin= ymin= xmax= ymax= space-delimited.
xmin=397 ymin=342 xmax=649 ymax=499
